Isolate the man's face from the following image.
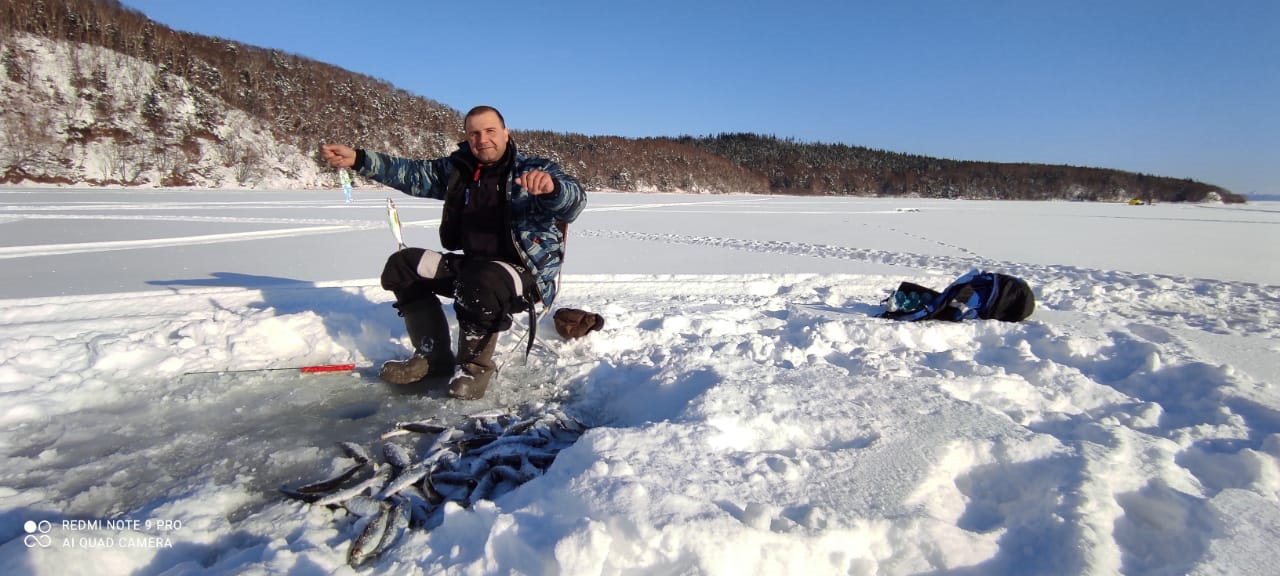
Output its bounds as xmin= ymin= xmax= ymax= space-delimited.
xmin=465 ymin=111 xmax=510 ymax=164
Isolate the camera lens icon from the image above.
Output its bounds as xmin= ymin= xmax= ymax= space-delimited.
xmin=23 ymin=520 xmax=53 ymax=548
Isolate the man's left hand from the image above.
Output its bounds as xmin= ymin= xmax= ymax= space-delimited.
xmin=515 ymin=171 xmax=556 ymax=196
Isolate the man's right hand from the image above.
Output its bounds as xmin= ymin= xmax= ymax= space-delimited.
xmin=320 ymin=144 xmax=357 ymax=169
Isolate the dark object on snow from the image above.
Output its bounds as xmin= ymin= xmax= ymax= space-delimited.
xmin=553 ymin=308 xmax=605 ymax=339
xmin=882 ymin=281 xmax=940 ymax=315
xmin=879 ymin=270 xmax=1035 ymax=322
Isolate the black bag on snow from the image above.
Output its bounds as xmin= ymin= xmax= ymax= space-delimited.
xmin=879 ymin=270 xmax=1035 ymax=323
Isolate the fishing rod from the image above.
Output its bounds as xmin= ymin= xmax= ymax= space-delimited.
xmin=182 ymin=363 xmax=356 ymax=376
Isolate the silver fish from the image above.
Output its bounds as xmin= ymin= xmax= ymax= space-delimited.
xmin=396 ymin=482 xmax=432 ymax=505
xmin=376 ymin=462 xmax=431 ymax=500
xmin=420 ymin=428 xmax=466 ymax=467
xmin=347 ymin=501 xmax=391 ymax=567
xmin=341 ymin=495 xmax=385 ymax=518
xmin=291 ymin=407 xmax=587 ymax=558
xmin=468 ymin=434 xmax=550 ymax=457
xmin=371 ymin=497 xmax=412 ymax=559
xmin=376 ymin=431 xmax=458 ymax=501
xmin=467 ymin=408 xmax=512 ymax=421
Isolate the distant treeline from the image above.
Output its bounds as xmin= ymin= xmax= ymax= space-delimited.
xmin=680 ymin=133 xmax=1234 ymax=202
xmin=0 ymin=0 xmax=1243 ymax=202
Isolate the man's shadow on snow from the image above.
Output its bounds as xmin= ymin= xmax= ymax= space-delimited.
xmin=146 ymin=272 xmax=409 ymax=384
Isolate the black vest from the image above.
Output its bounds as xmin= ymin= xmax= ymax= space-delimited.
xmin=439 ymin=144 xmax=520 ymax=264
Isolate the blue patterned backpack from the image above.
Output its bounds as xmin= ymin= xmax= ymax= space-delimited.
xmin=880 ymin=270 xmax=1035 ymax=322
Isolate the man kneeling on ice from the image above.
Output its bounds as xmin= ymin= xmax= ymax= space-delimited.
xmin=320 ymin=106 xmax=586 ymax=399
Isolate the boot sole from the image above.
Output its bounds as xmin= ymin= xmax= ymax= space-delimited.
xmin=379 ymin=358 xmax=432 ymax=385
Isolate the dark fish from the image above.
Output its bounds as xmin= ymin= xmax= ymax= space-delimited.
xmin=489 ymin=464 xmax=534 ymax=484
xmin=485 ymin=465 xmax=537 ymax=502
xmin=426 ymin=473 xmax=472 ymax=504
xmin=467 ymin=469 xmax=497 ymax=507
xmin=429 ymin=471 xmax=475 ymax=485
xmin=383 ymin=443 xmax=413 ymax=471
xmin=474 ymin=446 xmax=559 ymax=471
xmin=278 ymin=485 xmax=321 ymax=503
xmin=292 ymin=462 xmax=366 ymax=495
xmin=452 ymin=434 xmax=500 ymax=453
xmin=421 ymin=477 xmax=446 ymax=506
xmin=407 ymin=497 xmax=435 ymax=529
xmin=314 ymin=466 xmax=392 ymax=507
xmin=278 ymin=460 xmax=368 ymax=502
xmin=554 ymin=411 xmax=587 ymax=433
xmin=505 ymin=415 xmax=543 ymax=436
xmin=466 ymin=412 xmax=514 ymax=436
xmin=399 ymin=421 xmax=447 ymax=434
xmin=526 ymin=452 xmax=558 ymax=468
xmin=337 ymin=441 xmax=372 ymax=464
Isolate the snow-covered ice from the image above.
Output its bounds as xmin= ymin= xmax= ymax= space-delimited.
xmin=1 ymin=189 xmax=1278 ymax=575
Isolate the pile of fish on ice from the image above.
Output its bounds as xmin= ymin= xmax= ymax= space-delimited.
xmin=279 ymin=407 xmax=587 ymax=567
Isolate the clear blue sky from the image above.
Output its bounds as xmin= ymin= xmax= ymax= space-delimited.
xmin=119 ymin=0 xmax=1278 ymax=196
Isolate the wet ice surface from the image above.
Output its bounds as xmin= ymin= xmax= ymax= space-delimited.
xmin=9 ymin=365 xmax=557 ymax=518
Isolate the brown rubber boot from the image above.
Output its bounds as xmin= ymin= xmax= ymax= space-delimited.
xmin=379 ymin=299 xmax=454 ymax=385
xmin=447 ymin=329 xmax=498 ymax=400
xmin=379 ymin=356 xmax=433 ymax=385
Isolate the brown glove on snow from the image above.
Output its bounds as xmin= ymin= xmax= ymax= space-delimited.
xmin=553 ymin=308 xmax=605 ymax=340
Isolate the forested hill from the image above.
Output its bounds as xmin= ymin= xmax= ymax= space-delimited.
xmin=0 ymin=0 xmax=1242 ymax=202
xmin=681 ymin=133 xmax=1237 ymax=202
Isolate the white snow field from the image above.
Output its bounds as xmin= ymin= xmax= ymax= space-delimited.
xmin=1 ymin=188 xmax=1278 ymax=575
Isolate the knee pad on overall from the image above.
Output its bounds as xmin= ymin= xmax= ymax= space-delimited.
xmin=453 ymin=260 xmax=526 ymax=333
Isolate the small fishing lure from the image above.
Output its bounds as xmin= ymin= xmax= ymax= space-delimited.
xmin=386 ymin=197 xmax=406 ymax=250
xmin=338 ymin=169 xmax=353 ymax=203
